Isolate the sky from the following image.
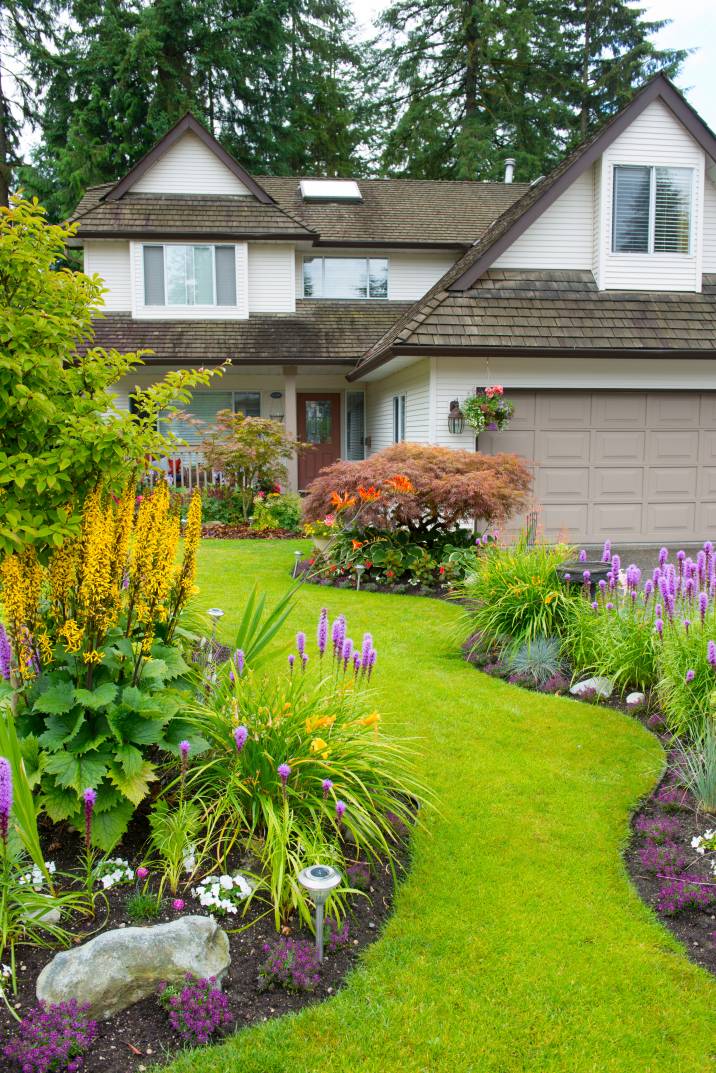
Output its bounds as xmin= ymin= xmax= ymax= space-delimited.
xmin=350 ymin=0 xmax=716 ymax=130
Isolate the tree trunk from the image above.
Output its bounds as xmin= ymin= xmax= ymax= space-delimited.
xmin=463 ymin=0 xmax=478 ymax=125
xmin=0 ymin=58 xmax=11 ymax=207
xmin=580 ymin=0 xmax=591 ymax=139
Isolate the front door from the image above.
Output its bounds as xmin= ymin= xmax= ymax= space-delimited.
xmin=297 ymin=393 xmax=342 ymax=488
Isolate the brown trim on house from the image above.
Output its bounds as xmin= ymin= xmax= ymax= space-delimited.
xmin=104 ymin=114 xmax=276 ymax=205
xmin=450 ymin=75 xmax=716 ymax=292
xmin=346 ymin=342 xmax=716 ymax=380
xmin=133 ymin=357 xmax=357 ymax=368
xmin=75 ymin=230 xmax=316 ymax=242
xmin=314 ymin=239 xmax=469 ymax=250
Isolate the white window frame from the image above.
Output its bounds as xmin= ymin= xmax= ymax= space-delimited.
xmin=611 ymin=164 xmax=694 ymax=256
xmin=141 ymin=242 xmax=238 ymax=307
xmin=392 ymin=394 xmax=406 ymax=443
xmin=301 ymin=255 xmax=390 ymax=300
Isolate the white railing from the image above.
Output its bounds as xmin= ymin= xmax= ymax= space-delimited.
xmin=147 ymin=447 xmax=224 ymax=491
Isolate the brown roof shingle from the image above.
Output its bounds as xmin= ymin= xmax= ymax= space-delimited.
xmin=79 ymin=302 xmax=413 ymax=365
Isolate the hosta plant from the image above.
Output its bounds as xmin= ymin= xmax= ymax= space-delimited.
xmin=185 ymin=610 xmax=426 ymax=926
xmin=0 ymin=482 xmax=205 ymax=849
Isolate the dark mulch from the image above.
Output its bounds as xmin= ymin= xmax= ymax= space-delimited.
xmin=202 ymin=524 xmax=300 ymax=540
xmin=294 ymin=559 xmax=451 ymax=599
xmin=462 ymin=642 xmax=716 ymax=977
xmin=0 ymin=808 xmax=406 ymax=1073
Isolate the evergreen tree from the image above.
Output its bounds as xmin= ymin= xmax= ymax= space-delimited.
xmin=0 ymin=0 xmax=60 ymax=206
xmin=374 ymin=0 xmax=687 ymax=182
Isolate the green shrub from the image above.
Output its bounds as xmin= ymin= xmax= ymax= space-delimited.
xmin=252 ymin=493 xmax=301 ymax=532
xmin=185 ymin=610 xmax=426 ymax=927
xmin=657 ymin=625 xmax=716 ymax=738
xmin=461 ymin=539 xmax=576 ymax=648
xmin=199 ymin=488 xmax=247 ymax=526
xmin=562 ymin=597 xmax=659 ymax=695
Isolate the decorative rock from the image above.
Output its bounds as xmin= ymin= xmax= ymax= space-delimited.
xmin=626 ymin=691 xmax=647 ymax=708
xmin=569 ymin=676 xmax=613 ymax=699
xmin=37 ymin=915 xmax=230 ymax=1019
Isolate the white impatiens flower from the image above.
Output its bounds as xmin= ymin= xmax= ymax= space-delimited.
xmin=18 ymin=860 xmax=57 ymax=890
xmin=93 ymin=857 xmax=134 ymax=890
xmin=191 ymin=872 xmax=252 ymax=917
xmin=691 ymin=830 xmax=716 ymax=856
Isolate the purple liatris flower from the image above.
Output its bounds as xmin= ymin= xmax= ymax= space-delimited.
xmin=367 ymin=649 xmax=377 ymax=679
xmin=601 ymin=539 xmax=611 ymax=563
xmin=683 ymin=619 xmax=691 ymax=634
xmin=278 ymin=763 xmax=291 ymax=788
xmin=233 ymin=725 xmax=248 ymax=753
xmin=180 ymin=740 xmax=190 ymax=763
xmin=233 ymin=649 xmax=245 ymax=677
xmin=591 ymin=601 xmax=598 ymax=611
xmin=606 ymin=602 xmax=614 ymax=612
xmin=598 ymin=579 xmax=607 ymax=594
xmin=335 ymin=799 xmax=346 ymax=822
xmin=655 ymin=618 xmax=664 ymax=638
xmin=700 ymin=591 xmax=708 ymax=622
xmin=626 ymin=564 xmax=641 ymax=589
xmin=685 ymin=669 xmax=696 ymax=683
xmin=361 ymin=632 xmax=373 ymax=668
xmin=0 ymin=625 xmax=11 ymax=681
xmin=578 ymin=549 xmax=587 ymax=562
xmin=644 ymin=579 xmax=653 ymax=600
xmin=288 ymin=653 xmax=295 ymax=673
xmin=708 ymin=640 xmax=716 ymax=667
xmin=322 ymin=778 xmax=333 ymax=798
xmin=677 ymin=549 xmax=686 ymax=574
xmin=582 ymin=570 xmax=591 ymax=583
xmin=296 ymin=631 xmax=306 ymax=658
xmin=659 ymin=546 xmax=668 ymax=567
xmin=83 ymin=787 xmax=96 ymax=851
xmin=0 ymin=757 xmax=11 ymax=845
xmin=332 ymin=614 xmax=346 ymax=658
xmin=301 ymin=653 xmax=309 ymax=671
xmin=611 ymin=553 xmax=621 ymax=575
xmin=342 ymin=638 xmax=354 ymax=669
xmin=353 ymin=652 xmax=361 ymax=674
xmin=317 ymin=608 xmax=328 ymax=658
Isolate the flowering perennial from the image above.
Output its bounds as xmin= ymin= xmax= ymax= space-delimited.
xmin=191 ymin=873 xmax=252 ymax=915
xmin=92 ymin=858 xmax=134 ymax=890
xmin=3 ymin=1000 xmax=98 ymax=1073
xmin=158 ymin=975 xmax=232 ymax=1045
xmin=258 ymin=938 xmax=321 ymax=992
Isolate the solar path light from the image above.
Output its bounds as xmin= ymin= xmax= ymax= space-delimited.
xmin=298 ymin=865 xmax=342 ymax=961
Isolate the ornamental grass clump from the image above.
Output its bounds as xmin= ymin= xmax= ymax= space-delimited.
xmin=157 ymin=975 xmax=232 ymax=1045
xmin=258 ymin=938 xmax=321 ymax=992
xmin=3 ymin=1000 xmax=97 ymax=1073
xmin=0 ymin=482 xmax=205 ymax=849
xmin=462 ymin=537 xmax=577 ymax=649
xmin=185 ymin=608 xmax=426 ymax=926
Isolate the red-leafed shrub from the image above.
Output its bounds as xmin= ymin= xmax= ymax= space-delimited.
xmin=302 ymin=443 xmax=531 ymax=531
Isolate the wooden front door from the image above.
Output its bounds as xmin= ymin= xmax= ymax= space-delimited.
xmin=297 ymin=393 xmax=342 ymax=488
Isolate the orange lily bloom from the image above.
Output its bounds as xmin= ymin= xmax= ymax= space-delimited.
xmin=358 ymin=484 xmax=381 ymax=502
xmin=351 ymin=539 xmax=363 ymax=550
xmin=384 ymin=474 xmax=415 ymax=494
xmin=330 ymin=490 xmax=357 ymax=509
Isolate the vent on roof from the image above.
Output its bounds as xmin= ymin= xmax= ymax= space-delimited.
xmin=299 ymin=179 xmax=362 ymax=202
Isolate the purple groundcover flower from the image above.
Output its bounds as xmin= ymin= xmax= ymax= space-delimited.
xmin=278 ymin=763 xmax=291 ymax=788
xmin=158 ymin=974 xmax=232 ymax=1045
xmin=258 ymin=938 xmax=321 ymax=993
xmin=325 ymin=917 xmax=350 ymax=952
xmin=655 ymin=784 xmax=690 ymax=811
xmin=639 ymin=839 xmax=688 ymax=875
xmin=536 ymin=672 xmax=570 ymax=695
xmin=0 ymin=756 xmax=12 ymax=845
xmin=0 ymin=624 xmax=11 ymax=681
xmin=657 ymin=874 xmax=716 ymax=915
xmin=646 ymin=711 xmax=666 ymax=732
xmin=635 ymin=814 xmax=680 ymax=844
xmin=346 ymin=860 xmax=371 ymax=891
xmin=3 ymin=999 xmax=98 ymax=1073
xmin=233 ymin=725 xmax=248 ymax=753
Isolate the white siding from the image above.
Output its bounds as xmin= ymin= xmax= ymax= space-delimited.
xmin=365 ymin=360 xmax=431 ymax=454
xmin=83 ymin=240 xmax=132 ymax=311
xmin=248 ymin=244 xmax=296 ymax=312
xmin=130 ymin=240 xmax=249 ymax=319
xmin=592 ymin=162 xmax=602 ymax=279
xmin=131 ymin=132 xmax=251 ymax=195
xmin=493 ymin=169 xmax=594 ymax=270
xmin=703 ymin=173 xmax=716 ymax=272
xmin=294 ymin=249 xmax=457 ymax=301
xmin=598 ymin=99 xmax=704 ymax=291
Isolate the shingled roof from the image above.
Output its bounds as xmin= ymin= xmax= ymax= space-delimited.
xmin=70 ymin=189 xmax=316 ymax=240
xmin=350 ymin=74 xmax=716 ymax=377
xmin=78 ymin=302 xmax=413 ymax=366
xmin=257 ymin=177 xmax=529 ymax=248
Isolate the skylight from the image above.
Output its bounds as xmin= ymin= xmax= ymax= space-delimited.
xmin=300 ymin=180 xmax=362 ymax=202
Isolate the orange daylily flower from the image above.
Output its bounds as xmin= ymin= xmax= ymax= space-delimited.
xmin=384 ymin=474 xmax=415 ymax=494
xmin=351 ymin=539 xmax=363 ymax=550
xmin=358 ymin=485 xmax=381 ymax=502
xmin=330 ymin=490 xmax=357 ymax=509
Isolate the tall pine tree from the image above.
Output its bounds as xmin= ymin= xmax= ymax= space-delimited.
xmin=373 ymin=0 xmax=687 ymax=182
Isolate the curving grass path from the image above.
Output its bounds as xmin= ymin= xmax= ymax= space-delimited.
xmin=164 ymin=539 xmax=714 ymax=1073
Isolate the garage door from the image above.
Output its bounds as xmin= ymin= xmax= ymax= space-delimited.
xmin=479 ymin=391 xmax=716 ymax=543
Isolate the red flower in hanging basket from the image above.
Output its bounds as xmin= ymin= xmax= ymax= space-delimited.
xmin=461 ymin=387 xmax=514 ymax=434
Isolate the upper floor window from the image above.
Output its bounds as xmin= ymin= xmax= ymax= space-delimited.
xmin=143 ymin=244 xmax=237 ymax=306
xmin=302 ymin=256 xmax=388 ymax=299
xmin=612 ymin=165 xmax=693 ymax=255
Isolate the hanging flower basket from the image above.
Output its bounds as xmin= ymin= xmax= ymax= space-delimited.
xmin=461 ymin=386 xmax=514 ymax=434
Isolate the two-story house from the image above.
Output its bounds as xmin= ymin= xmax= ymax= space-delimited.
xmin=71 ymin=73 xmax=716 ymax=544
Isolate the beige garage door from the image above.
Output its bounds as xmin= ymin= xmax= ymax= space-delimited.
xmin=479 ymin=391 xmax=716 ymax=543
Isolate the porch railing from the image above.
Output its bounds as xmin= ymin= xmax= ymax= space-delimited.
xmin=146 ymin=447 xmax=224 ymax=491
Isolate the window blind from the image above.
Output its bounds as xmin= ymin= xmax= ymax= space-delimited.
xmin=159 ymin=391 xmax=233 ymax=444
xmin=143 ymin=246 xmax=165 ymax=304
xmin=612 ymin=166 xmax=650 ymax=253
xmin=654 ymin=167 xmax=692 ymax=253
xmin=215 ymin=247 xmax=237 ymax=305
xmin=143 ymin=245 xmax=237 ymax=306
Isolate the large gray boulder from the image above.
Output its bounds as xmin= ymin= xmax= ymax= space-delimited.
xmin=36 ymin=915 xmax=230 ymax=1019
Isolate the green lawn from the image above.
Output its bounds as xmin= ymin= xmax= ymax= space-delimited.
xmin=164 ymin=539 xmax=714 ymax=1073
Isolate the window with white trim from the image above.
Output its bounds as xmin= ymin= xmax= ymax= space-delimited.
xmin=159 ymin=391 xmax=261 ymax=444
xmin=143 ymin=244 xmax=237 ymax=305
xmin=612 ymin=166 xmax=693 ymax=254
xmin=302 ymin=256 xmax=389 ymax=299
xmin=392 ymin=394 xmax=406 ymax=443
